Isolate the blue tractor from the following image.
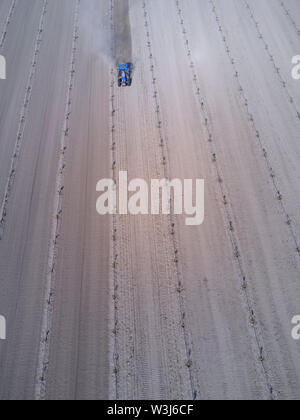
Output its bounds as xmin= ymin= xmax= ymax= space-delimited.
xmin=117 ymin=63 xmax=132 ymax=87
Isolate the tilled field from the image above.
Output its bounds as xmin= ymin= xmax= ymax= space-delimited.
xmin=0 ymin=0 xmax=300 ymax=400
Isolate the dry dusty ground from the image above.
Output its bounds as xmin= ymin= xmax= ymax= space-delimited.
xmin=0 ymin=0 xmax=300 ymax=400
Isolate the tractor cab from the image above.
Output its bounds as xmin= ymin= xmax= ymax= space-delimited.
xmin=117 ymin=63 xmax=132 ymax=87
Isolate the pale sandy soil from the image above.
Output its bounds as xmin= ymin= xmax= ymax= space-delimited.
xmin=0 ymin=0 xmax=300 ymax=400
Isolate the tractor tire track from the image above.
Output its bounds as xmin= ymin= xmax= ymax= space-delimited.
xmin=175 ymin=0 xmax=276 ymax=400
xmin=0 ymin=0 xmax=48 ymax=240
xmin=109 ymin=0 xmax=120 ymax=400
xmin=210 ymin=0 xmax=300 ymax=262
xmin=110 ymin=49 xmax=185 ymax=400
xmin=109 ymin=0 xmax=192 ymax=399
xmin=35 ymin=0 xmax=80 ymax=400
xmin=142 ymin=0 xmax=198 ymax=400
